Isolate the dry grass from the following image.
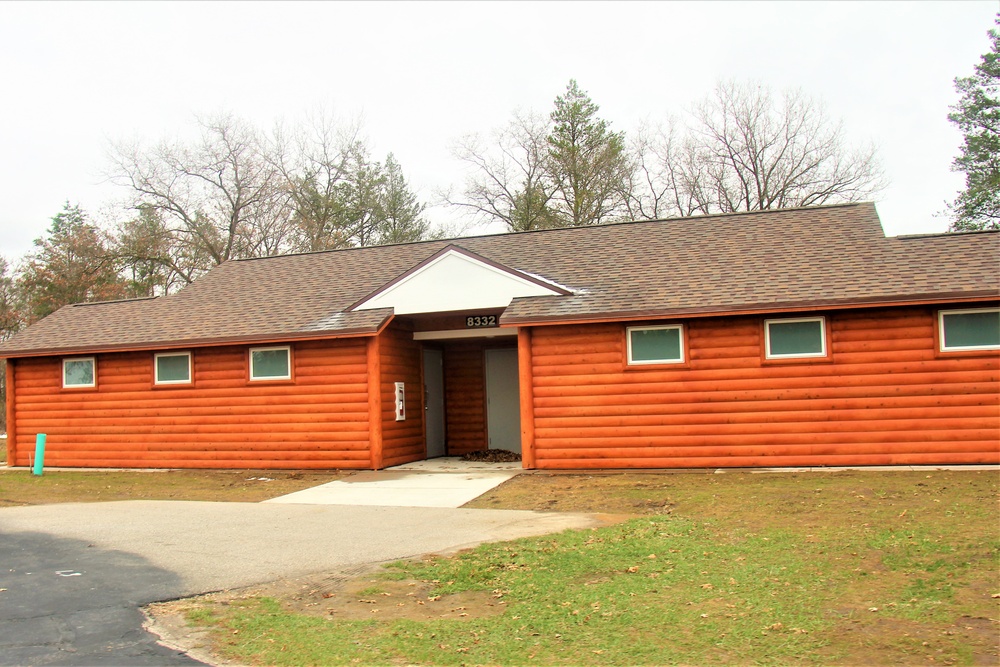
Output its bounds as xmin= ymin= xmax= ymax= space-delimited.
xmin=0 ymin=467 xmax=343 ymax=506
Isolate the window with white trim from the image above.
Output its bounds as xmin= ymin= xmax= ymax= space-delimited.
xmin=63 ymin=357 xmax=96 ymax=388
xmin=627 ymin=325 xmax=684 ymax=365
xmin=249 ymin=346 xmax=291 ymax=380
xmin=939 ymin=308 xmax=1000 ymax=351
xmin=155 ymin=352 xmax=192 ymax=385
xmin=764 ymin=317 xmax=827 ymax=359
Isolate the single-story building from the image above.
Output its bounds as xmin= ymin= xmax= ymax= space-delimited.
xmin=1 ymin=202 xmax=998 ymax=470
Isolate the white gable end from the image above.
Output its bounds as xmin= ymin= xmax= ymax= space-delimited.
xmin=353 ymin=249 xmax=565 ymax=315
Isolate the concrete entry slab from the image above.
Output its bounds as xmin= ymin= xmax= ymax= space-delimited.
xmin=265 ymin=457 xmax=521 ymax=507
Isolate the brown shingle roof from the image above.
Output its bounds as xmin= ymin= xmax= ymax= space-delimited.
xmin=2 ymin=203 xmax=997 ymax=357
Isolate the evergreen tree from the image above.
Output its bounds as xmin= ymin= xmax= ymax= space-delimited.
xmin=376 ymin=154 xmax=429 ymax=245
xmin=115 ymin=205 xmax=189 ymax=296
xmin=17 ymin=203 xmax=125 ymax=322
xmin=948 ymin=15 xmax=1000 ymax=231
xmin=546 ymin=80 xmax=630 ymax=226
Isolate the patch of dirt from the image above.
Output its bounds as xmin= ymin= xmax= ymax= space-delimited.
xmin=816 ymin=612 xmax=1000 ymax=666
xmin=145 ymin=559 xmax=510 ymax=662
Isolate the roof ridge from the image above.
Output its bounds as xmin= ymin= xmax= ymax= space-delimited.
xmin=896 ymin=229 xmax=1000 ymax=240
xmin=72 ymin=296 xmax=160 ymax=308
xmin=230 ymin=202 xmax=873 ymax=264
xmin=636 ymin=201 xmax=868 ymax=226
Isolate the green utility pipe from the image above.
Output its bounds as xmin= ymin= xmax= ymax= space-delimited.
xmin=32 ymin=433 xmax=46 ymax=476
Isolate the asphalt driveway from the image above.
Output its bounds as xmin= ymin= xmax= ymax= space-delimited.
xmin=0 ymin=501 xmax=596 ymax=665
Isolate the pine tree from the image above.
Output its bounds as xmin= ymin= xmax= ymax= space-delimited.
xmin=546 ymin=80 xmax=630 ymax=226
xmin=376 ymin=154 xmax=429 ymax=245
xmin=17 ymin=203 xmax=125 ymax=322
xmin=949 ymin=15 xmax=1000 ymax=231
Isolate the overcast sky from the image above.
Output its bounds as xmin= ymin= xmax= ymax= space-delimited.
xmin=0 ymin=1 xmax=995 ymax=260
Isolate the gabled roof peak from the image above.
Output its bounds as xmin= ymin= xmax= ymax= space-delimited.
xmin=350 ymin=244 xmax=571 ymax=315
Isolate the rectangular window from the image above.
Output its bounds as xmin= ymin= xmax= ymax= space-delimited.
xmin=939 ymin=308 xmax=1000 ymax=351
xmin=155 ymin=352 xmax=192 ymax=385
xmin=249 ymin=346 xmax=291 ymax=381
xmin=765 ymin=317 xmax=827 ymax=359
xmin=627 ymin=325 xmax=684 ymax=365
xmin=63 ymin=357 xmax=96 ymax=388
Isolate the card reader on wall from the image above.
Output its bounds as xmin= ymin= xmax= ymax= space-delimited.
xmin=394 ymin=382 xmax=405 ymax=421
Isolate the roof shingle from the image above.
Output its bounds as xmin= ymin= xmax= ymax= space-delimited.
xmin=2 ymin=202 xmax=997 ymax=357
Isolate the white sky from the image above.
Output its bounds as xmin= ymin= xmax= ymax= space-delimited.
xmin=0 ymin=1 xmax=996 ymax=261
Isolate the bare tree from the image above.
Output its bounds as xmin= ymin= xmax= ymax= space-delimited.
xmin=107 ymin=113 xmax=293 ymax=282
xmin=622 ymin=121 xmax=708 ymax=220
xmin=0 ymin=257 xmax=20 ymax=341
xmin=447 ymin=111 xmax=557 ymax=232
xmin=642 ymin=82 xmax=886 ymax=216
xmin=269 ymin=111 xmax=362 ymax=252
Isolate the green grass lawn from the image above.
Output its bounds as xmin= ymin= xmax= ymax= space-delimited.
xmin=174 ymin=469 xmax=1000 ymax=666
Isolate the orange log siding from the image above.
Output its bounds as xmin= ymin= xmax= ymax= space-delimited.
xmin=379 ymin=324 xmax=425 ymax=468
xmin=9 ymin=339 xmax=372 ymax=469
xmin=518 ymin=328 xmax=536 ymax=468
xmin=443 ymin=342 xmax=487 ymax=454
xmin=527 ymin=306 xmax=1000 ymax=469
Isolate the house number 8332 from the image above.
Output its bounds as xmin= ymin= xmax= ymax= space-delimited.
xmin=466 ymin=315 xmax=497 ymax=328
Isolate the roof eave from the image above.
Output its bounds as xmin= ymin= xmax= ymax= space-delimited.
xmin=0 ymin=317 xmax=394 ymax=360
xmin=500 ymin=291 xmax=1000 ymax=327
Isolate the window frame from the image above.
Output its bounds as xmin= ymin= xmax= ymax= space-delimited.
xmin=248 ymin=345 xmax=293 ymax=382
xmin=763 ymin=316 xmax=828 ymax=360
xmin=62 ymin=357 xmax=96 ymax=389
xmin=938 ymin=307 xmax=1000 ymax=352
xmin=154 ymin=351 xmax=193 ymax=386
xmin=626 ymin=324 xmax=686 ymax=366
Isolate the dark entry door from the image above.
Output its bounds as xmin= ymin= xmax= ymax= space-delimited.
xmin=423 ymin=349 xmax=446 ymax=458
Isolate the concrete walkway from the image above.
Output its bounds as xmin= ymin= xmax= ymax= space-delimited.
xmin=265 ymin=457 xmax=522 ymax=508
